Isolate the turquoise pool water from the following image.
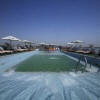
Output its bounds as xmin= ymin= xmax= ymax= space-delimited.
xmin=15 ymin=51 xmax=83 ymax=72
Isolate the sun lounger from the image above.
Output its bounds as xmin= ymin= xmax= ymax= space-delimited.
xmin=0 ymin=51 xmax=5 ymax=55
xmin=76 ymin=50 xmax=91 ymax=54
xmin=0 ymin=46 xmax=13 ymax=55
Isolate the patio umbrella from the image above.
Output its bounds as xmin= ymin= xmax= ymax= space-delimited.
xmin=23 ymin=40 xmax=32 ymax=44
xmin=23 ymin=40 xmax=31 ymax=43
xmin=67 ymin=42 xmax=74 ymax=48
xmin=67 ymin=42 xmax=74 ymax=45
xmin=39 ymin=42 xmax=46 ymax=45
xmin=23 ymin=40 xmax=33 ymax=47
xmin=2 ymin=36 xmax=21 ymax=49
xmin=71 ymin=40 xmax=84 ymax=49
xmin=71 ymin=40 xmax=83 ymax=43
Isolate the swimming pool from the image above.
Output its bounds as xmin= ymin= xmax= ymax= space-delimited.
xmin=14 ymin=51 xmax=83 ymax=72
xmin=0 ymin=50 xmax=100 ymax=100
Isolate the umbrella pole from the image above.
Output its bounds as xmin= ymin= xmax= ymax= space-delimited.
xmin=25 ymin=42 xmax=26 ymax=46
xmin=10 ymin=40 xmax=12 ymax=50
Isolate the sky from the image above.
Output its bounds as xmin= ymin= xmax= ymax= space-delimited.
xmin=0 ymin=0 xmax=100 ymax=46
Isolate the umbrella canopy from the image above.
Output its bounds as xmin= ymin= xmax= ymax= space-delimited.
xmin=23 ymin=40 xmax=32 ymax=43
xmin=67 ymin=42 xmax=74 ymax=45
xmin=2 ymin=36 xmax=20 ymax=41
xmin=39 ymin=42 xmax=46 ymax=45
xmin=70 ymin=40 xmax=84 ymax=49
xmin=23 ymin=40 xmax=33 ymax=48
xmin=2 ymin=36 xmax=21 ymax=50
xmin=49 ymin=44 xmax=57 ymax=46
xmin=71 ymin=40 xmax=83 ymax=43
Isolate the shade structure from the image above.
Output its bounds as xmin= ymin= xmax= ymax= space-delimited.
xmin=2 ymin=36 xmax=20 ymax=41
xmin=67 ymin=42 xmax=74 ymax=45
xmin=71 ymin=40 xmax=84 ymax=43
xmin=39 ymin=42 xmax=46 ymax=45
xmin=2 ymin=36 xmax=21 ymax=49
xmin=23 ymin=40 xmax=33 ymax=48
xmin=23 ymin=40 xmax=33 ymax=45
xmin=23 ymin=40 xmax=31 ymax=43
xmin=49 ymin=44 xmax=57 ymax=46
xmin=70 ymin=40 xmax=84 ymax=48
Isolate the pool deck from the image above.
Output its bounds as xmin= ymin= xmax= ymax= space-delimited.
xmin=0 ymin=72 xmax=100 ymax=100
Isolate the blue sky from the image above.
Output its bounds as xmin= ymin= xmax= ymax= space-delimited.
xmin=0 ymin=0 xmax=99 ymax=46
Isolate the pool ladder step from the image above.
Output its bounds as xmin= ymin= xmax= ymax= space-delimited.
xmin=75 ymin=55 xmax=88 ymax=72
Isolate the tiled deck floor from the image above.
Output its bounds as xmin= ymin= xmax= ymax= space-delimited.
xmin=0 ymin=72 xmax=100 ymax=100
